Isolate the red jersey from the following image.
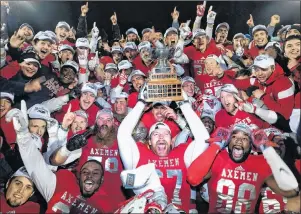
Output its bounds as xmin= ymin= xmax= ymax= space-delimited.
xmin=208 ymin=150 xmax=272 ymax=213
xmin=215 ymin=109 xmax=270 ymax=130
xmin=259 ymin=187 xmax=287 ymax=213
xmin=0 ymin=194 xmax=40 ymax=213
xmin=141 ymin=111 xmax=180 ymax=138
xmin=77 ymin=138 xmax=126 ymax=210
xmin=136 ymin=142 xmax=191 ymax=212
xmin=54 ymin=99 xmax=99 ymax=127
xmin=47 ymin=170 xmax=113 ymax=214
xmin=184 ymin=42 xmax=221 ymax=88
xmin=199 ymin=74 xmax=224 ymax=96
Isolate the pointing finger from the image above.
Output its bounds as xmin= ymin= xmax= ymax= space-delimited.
xmin=250 ymin=14 xmax=253 ymax=20
xmin=114 ymin=12 xmax=117 ymax=17
xmin=93 ymin=22 xmax=96 ymax=28
xmin=67 ymin=104 xmax=72 ymax=113
xmin=174 ymin=6 xmax=177 ymax=12
xmin=208 ymin=5 xmax=213 ymax=12
xmin=203 ymin=1 xmax=207 ymax=8
xmin=86 ymin=2 xmax=88 ymax=7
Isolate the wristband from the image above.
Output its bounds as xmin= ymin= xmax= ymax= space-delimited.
xmin=79 ymin=67 xmax=86 ymax=74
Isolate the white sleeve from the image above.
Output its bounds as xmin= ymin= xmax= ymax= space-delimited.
xmin=78 ymin=72 xmax=89 ymax=85
xmin=117 ymin=101 xmax=145 ymax=169
xmin=173 ymin=39 xmax=185 ymax=58
xmin=263 ymin=147 xmax=298 ymax=191
xmin=89 ymin=37 xmax=98 ymax=53
xmin=173 ymin=54 xmax=189 ymax=64
xmin=205 ymin=23 xmax=214 ymax=41
xmin=43 ymin=126 xmax=68 ymax=165
xmin=95 ymin=97 xmax=112 ymax=109
xmin=192 ymin=16 xmax=202 ymax=32
xmin=172 ymin=64 xmax=185 ymax=76
xmin=289 ymin=109 xmax=300 ymax=133
xmin=41 ymin=95 xmax=69 ymax=113
xmin=17 ymin=132 xmax=56 ymax=202
xmin=181 ymin=103 xmax=209 ymax=168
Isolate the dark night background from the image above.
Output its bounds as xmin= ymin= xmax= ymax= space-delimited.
xmin=7 ymin=1 xmax=301 ymax=39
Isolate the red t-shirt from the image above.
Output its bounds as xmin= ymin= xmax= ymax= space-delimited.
xmin=259 ymin=186 xmax=287 ymax=213
xmin=141 ymin=111 xmax=180 ymax=138
xmin=215 ymin=109 xmax=270 ymax=130
xmin=0 ymin=194 xmax=40 ymax=213
xmin=76 ymin=138 xmax=126 ymax=210
xmin=47 ymin=170 xmax=113 ymax=214
xmin=136 ymin=142 xmax=191 ymax=212
xmin=54 ymin=99 xmax=99 ymax=127
xmin=208 ymin=150 xmax=272 ymax=213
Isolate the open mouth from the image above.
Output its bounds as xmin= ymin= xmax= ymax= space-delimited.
xmin=232 ymin=146 xmax=243 ymax=159
xmin=84 ymin=180 xmax=94 ymax=192
xmin=156 ymin=141 xmax=167 ymax=152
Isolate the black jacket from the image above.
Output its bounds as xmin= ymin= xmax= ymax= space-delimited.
xmin=10 ymin=65 xmax=64 ymax=109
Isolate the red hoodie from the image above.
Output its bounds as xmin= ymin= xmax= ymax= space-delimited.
xmin=234 ymin=64 xmax=294 ymax=119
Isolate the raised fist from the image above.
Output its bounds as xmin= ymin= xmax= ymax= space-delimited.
xmin=246 ymin=14 xmax=254 ymax=27
xmin=66 ymin=128 xmax=94 ymax=151
xmin=110 ymin=12 xmax=117 ymax=25
xmin=171 ymin=7 xmax=180 ymax=21
xmin=81 ymin=2 xmax=89 ymax=16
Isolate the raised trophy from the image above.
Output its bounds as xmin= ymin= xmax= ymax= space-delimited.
xmin=144 ymin=47 xmax=183 ymax=102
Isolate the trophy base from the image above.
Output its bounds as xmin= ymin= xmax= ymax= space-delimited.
xmin=145 ymin=79 xmax=184 ymax=102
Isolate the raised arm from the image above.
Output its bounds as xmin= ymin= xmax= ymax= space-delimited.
xmin=117 ymin=85 xmax=148 ymax=169
xmin=179 ymin=94 xmax=210 ymax=167
xmin=111 ymin=12 xmax=121 ymax=40
xmin=76 ymin=2 xmax=88 ymax=38
xmin=205 ymin=6 xmax=216 ymax=41
xmin=6 ymin=101 xmax=56 ymax=202
xmin=193 ymin=1 xmax=206 ymax=31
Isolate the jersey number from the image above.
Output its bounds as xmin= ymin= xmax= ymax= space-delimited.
xmin=156 ymin=169 xmax=182 ymax=206
xmin=88 ymin=156 xmax=118 ymax=173
xmin=216 ymin=178 xmax=256 ymax=213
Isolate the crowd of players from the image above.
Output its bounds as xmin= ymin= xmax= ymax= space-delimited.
xmin=0 ymin=1 xmax=300 ymax=213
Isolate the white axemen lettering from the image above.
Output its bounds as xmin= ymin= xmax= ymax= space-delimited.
xmin=147 ymin=158 xmax=180 ymax=168
xmin=204 ymin=79 xmax=223 ymax=89
xmin=53 ymin=192 xmax=98 ymax=213
xmin=221 ymin=168 xmax=258 ymax=182
xmin=89 ymin=148 xmax=118 ymax=156
xmin=216 ymin=179 xmax=256 ymax=213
